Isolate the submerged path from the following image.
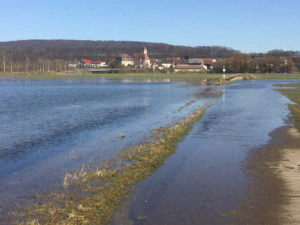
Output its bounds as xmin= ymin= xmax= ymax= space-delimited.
xmin=112 ymin=80 xmax=293 ymax=225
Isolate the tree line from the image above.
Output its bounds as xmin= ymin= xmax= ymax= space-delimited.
xmin=213 ymin=54 xmax=297 ymax=73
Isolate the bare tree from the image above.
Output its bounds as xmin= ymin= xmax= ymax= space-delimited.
xmin=25 ymin=56 xmax=30 ymax=72
xmin=2 ymin=52 xmax=6 ymax=73
xmin=9 ymin=55 xmax=13 ymax=72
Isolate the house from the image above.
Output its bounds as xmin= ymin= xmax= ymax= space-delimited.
xmin=89 ymin=61 xmax=107 ymax=68
xmin=202 ymin=58 xmax=217 ymax=71
xmin=174 ymin=64 xmax=206 ymax=73
xmin=159 ymin=57 xmax=180 ymax=69
xmin=78 ymin=58 xmax=107 ymax=68
xmin=159 ymin=59 xmax=173 ymax=69
xmin=115 ymin=54 xmax=135 ymax=67
xmin=188 ymin=58 xmax=203 ymax=65
xmin=172 ymin=56 xmax=207 ymax=73
xmin=150 ymin=59 xmax=159 ymax=69
xmin=78 ymin=58 xmax=92 ymax=67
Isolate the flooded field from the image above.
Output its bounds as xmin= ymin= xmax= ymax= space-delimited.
xmin=112 ymin=79 xmax=297 ymax=225
xmin=0 ymin=78 xmax=298 ymax=224
xmin=0 ymin=78 xmax=211 ymax=215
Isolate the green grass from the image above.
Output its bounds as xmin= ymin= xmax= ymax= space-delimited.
xmin=0 ymin=72 xmax=223 ymax=81
xmin=253 ymin=73 xmax=300 ymax=79
xmin=274 ymin=83 xmax=300 ymax=87
xmin=13 ymin=107 xmax=206 ymax=225
xmin=277 ymin=83 xmax=300 ymax=131
xmin=1 ymin=72 xmax=300 ymax=81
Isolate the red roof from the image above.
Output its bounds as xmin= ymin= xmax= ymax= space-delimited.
xmin=202 ymin=58 xmax=214 ymax=65
xmin=81 ymin=58 xmax=104 ymax=64
xmin=81 ymin=58 xmax=92 ymax=64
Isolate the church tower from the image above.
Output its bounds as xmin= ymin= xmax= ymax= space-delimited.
xmin=141 ymin=47 xmax=151 ymax=68
xmin=144 ymin=47 xmax=148 ymax=55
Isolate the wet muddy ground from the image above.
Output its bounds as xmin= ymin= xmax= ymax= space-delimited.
xmin=234 ymin=126 xmax=300 ymax=225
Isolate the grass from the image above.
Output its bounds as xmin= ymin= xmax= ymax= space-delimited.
xmin=274 ymin=83 xmax=300 ymax=88
xmin=253 ymin=73 xmax=300 ymax=80
xmin=13 ymin=107 xmax=206 ymax=225
xmin=0 ymin=72 xmax=299 ymax=82
xmin=276 ymin=83 xmax=300 ymax=131
xmin=0 ymin=72 xmax=223 ymax=81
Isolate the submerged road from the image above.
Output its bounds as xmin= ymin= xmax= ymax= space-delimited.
xmin=112 ymin=80 xmax=294 ymax=225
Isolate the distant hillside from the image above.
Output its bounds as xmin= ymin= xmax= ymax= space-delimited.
xmin=0 ymin=39 xmax=240 ymax=61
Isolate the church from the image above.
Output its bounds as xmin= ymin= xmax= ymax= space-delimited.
xmin=135 ymin=47 xmax=152 ymax=68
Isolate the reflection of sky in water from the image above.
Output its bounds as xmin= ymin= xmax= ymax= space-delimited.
xmin=112 ymin=79 xmax=298 ymax=225
xmin=0 ymin=78 xmax=211 ymax=211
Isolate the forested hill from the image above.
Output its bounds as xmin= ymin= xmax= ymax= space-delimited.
xmin=0 ymin=40 xmax=240 ymax=61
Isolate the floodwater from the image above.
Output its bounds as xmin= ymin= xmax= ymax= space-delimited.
xmin=112 ymin=79 xmax=297 ymax=225
xmin=0 ymin=78 xmax=210 ymax=214
xmin=0 ymin=78 xmax=297 ymax=224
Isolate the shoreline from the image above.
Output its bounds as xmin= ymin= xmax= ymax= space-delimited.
xmin=235 ymin=126 xmax=300 ymax=224
xmin=0 ymin=72 xmax=300 ymax=81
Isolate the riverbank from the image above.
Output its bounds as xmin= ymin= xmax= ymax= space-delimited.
xmin=0 ymin=72 xmax=299 ymax=81
xmin=235 ymin=83 xmax=300 ymax=224
xmin=235 ymin=126 xmax=300 ymax=225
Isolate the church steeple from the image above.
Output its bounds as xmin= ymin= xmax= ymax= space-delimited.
xmin=144 ymin=47 xmax=148 ymax=55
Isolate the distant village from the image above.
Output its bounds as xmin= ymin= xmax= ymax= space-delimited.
xmin=1 ymin=43 xmax=298 ymax=74
xmin=69 ymin=47 xmax=217 ymax=73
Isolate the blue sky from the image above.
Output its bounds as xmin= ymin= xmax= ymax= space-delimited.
xmin=1 ymin=0 xmax=300 ymax=53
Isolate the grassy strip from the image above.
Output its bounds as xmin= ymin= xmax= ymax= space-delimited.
xmin=0 ymin=72 xmax=300 ymax=81
xmin=274 ymin=83 xmax=300 ymax=88
xmin=0 ymin=72 xmax=222 ymax=81
xmin=254 ymin=73 xmax=300 ymax=80
xmin=15 ymin=107 xmax=206 ymax=225
xmin=277 ymin=84 xmax=300 ymax=131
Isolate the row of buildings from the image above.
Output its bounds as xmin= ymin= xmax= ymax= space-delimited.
xmin=73 ymin=47 xmax=217 ymax=73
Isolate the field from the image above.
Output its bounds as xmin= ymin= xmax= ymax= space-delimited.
xmin=0 ymin=72 xmax=300 ymax=81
